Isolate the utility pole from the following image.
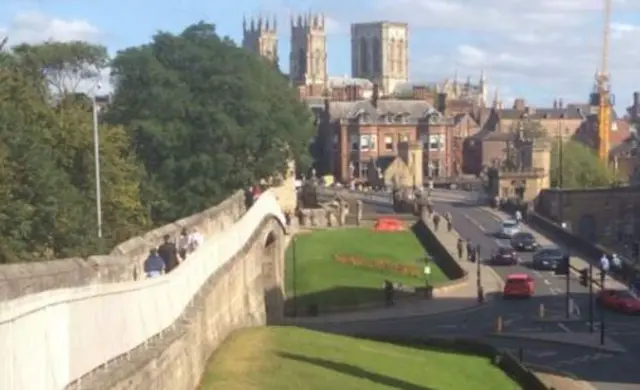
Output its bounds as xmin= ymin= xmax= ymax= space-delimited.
xmin=588 ymin=263 xmax=594 ymax=332
xmin=600 ymin=269 xmax=606 ymax=344
xmin=565 ymin=252 xmax=571 ymax=318
xmin=292 ymin=236 xmax=298 ymax=317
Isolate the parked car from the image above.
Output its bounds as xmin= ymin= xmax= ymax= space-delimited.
xmin=499 ymin=219 xmax=520 ymax=238
xmin=597 ymin=289 xmax=640 ymax=315
xmin=532 ymin=247 xmax=565 ymax=270
xmin=503 ymin=273 xmax=535 ymax=298
xmin=491 ymin=246 xmax=519 ymax=266
xmin=510 ymin=232 xmax=539 ymax=252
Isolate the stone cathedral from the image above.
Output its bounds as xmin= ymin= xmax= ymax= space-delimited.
xmin=242 ymin=16 xmax=278 ymax=64
xmin=350 ymin=22 xmax=409 ymax=96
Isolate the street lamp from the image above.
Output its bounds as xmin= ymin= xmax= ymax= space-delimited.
xmin=90 ymin=83 xmax=103 ymax=239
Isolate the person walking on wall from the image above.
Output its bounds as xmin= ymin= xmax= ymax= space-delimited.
xmin=457 ymin=237 xmax=464 ymax=260
xmin=144 ymin=248 xmax=165 ymax=278
xmin=188 ymin=228 xmax=204 ymax=253
xmin=178 ymin=228 xmax=190 ymax=261
xmin=445 ymin=212 xmax=453 ymax=232
xmin=158 ymin=234 xmax=179 ymax=272
xmin=432 ymin=213 xmax=441 ymax=231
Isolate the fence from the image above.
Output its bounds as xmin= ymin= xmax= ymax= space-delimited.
xmin=0 ymin=191 xmax=285 ymax=390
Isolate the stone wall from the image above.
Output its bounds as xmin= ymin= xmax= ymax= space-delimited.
xmin=76 ymin=215 xmax=288 ymax=390
xmin=0 ymin=191 xmax=247 ymax=301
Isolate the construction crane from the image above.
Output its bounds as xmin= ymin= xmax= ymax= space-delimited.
xmin=591 ymin=0 xmax=613 ymax=163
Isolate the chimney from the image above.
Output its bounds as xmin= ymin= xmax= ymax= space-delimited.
xmin=558 ymin=98 xmax=564 ymax=109
xmin=513 ymin=98 xmax=526 ymax=111
xmin=634 ymin=91 xmax=640 ymax=110
xmin=524 ymin=106 xmax=535 ymax=115
xmin=553 ymin=99 xmax=558 ymax=109
xmin=372 ymin=84 xmax=379 ymax=107
xmin=413 ymin=86 xmax=426 ymax=101
xmin=437 ymin=92 xmax=447 ymax=114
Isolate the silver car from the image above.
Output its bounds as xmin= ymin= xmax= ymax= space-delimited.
xmin=499 ymin=220 xmax=520 ymax=238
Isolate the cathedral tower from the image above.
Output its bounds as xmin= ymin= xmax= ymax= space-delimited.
xmin=289 ymin=13 xmax=327 ymax=87
xmin=351 ymin=21 xmax=408 ymax=96
xmin=242 ymin=15 xmax=278 ymax=64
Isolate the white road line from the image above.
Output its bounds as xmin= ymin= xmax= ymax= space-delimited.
xmin=549 ymin=288 xmax=559 ymax=295
xmin=463 ymin=213 xmax=486 ymax=232
xmin=544 ymin=279 xmax=551 ymax=285
xmin=557 ymin=323 xmax=572 ymax=333
xmin=533 ymin=270 xmax=542 ymax=277
xmin=570 ymin=298 xmax=581 ymax=316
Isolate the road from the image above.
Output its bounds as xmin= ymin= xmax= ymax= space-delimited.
xmin=312 ymin=188 xmax=640 ymax=389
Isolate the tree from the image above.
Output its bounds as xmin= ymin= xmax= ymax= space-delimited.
xmin=106 ymin=22 xmax=314 ymax=224
xmin=550 ymin=140 xmax=616 ymax=189
xmin=0 ymin=55 xmax=148 ymax=262
xmin=12 ymin=41 xmax=109 ymax=95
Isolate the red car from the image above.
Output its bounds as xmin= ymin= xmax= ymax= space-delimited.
xmin=597 ymin=289 xmax=640 ymax=314
xmin=503 ymin=273 xmax=535 ymax=299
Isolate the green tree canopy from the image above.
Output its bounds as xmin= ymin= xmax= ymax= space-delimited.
xmin=510 ymin=119 xmax=547 ymax=140
xmin=11 ymin=41 xmax=110 ymax=95
xmin=550 ymin=140 xmax=616 ymax=189
xmin=106 ymin=22 xmax=314 ymax=223
xmin=0 ymin=45 xmax=148 ymax=262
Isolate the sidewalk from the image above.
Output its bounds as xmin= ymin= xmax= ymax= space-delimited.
xmin=286 ymin=214 xmax=503 ymax=325
xmin=483 ymin=207 xmax=628 ymax=292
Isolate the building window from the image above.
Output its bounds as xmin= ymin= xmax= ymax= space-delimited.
xmin=429 ymin=134 xmax=445 ymax=151
xmin=360 ymin=134 xmax=377 ymax=151
xmin=350 ymin=135 xmax=359 ymax=151
xmin=429 ymin=160 xmax=441 ymax=177
xmin=400 ymin=134 xmax=409 ymax=142
xmin=384 ymin=135 xmax=393 ymax=151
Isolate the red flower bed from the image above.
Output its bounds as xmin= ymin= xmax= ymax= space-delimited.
xmin=335 ymin=254 xmax=421 ymax=278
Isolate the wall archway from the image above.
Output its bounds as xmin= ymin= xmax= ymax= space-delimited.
xmin=262 ymin=226 xmax=284 ymax=324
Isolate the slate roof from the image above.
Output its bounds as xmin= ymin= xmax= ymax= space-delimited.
xmin=326 ymin=99 xmax=439 ymax=123
xmin=495 ymin=103 xmax=619 ymax=121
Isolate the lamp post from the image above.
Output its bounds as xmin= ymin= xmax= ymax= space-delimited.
xmin=91 ymin=84 xmax=103 ymax=239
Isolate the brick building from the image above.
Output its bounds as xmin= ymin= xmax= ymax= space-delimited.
xmin=313 ymin=90 xmax=474 ymax=183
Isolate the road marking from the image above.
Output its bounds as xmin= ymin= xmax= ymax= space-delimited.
xmin=544 ymin=279 xmax=551 ymax=285
xmin=557 ymin=323 xmax=572 ymax=333
xmin=570 ymin=298 xmax=581 ymax=316
xmin=463 ymin=213 xmax=486 ymax=232
xmin=532 ymin=270 xmax=542 ymax=277
xmin=549 ymin=288 xmax=559 ymax=295
xmin=434 ymin=324 xmax=459 ymax=329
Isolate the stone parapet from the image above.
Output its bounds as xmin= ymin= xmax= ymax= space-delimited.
xmin=0 ymin=191 xmax=247 ymax=301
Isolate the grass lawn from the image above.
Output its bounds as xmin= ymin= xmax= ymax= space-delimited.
xmin=199 ymin=327 xmax=520 ymax=390
xmin=285 ymin=227 xmax=448 ymax=310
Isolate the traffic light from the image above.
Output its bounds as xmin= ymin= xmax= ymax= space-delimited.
xmin=555 ymin=255 xmax=570 ymax=275
xmin=579 ymin=268 xmax=589 ymax=286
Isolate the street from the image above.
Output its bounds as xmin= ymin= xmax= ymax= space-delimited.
xmin=311 ymin=189 xmax=640 ymax=389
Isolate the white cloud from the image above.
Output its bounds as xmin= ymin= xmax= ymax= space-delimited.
xmin=0 ymin=11 xmax=101 ymax=44
xmin=370 ymin=0 xmax=640 ymax=110
xmin=0 ymin=11 xmax=111 ymax=94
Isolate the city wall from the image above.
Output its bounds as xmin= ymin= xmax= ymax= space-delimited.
xmin=0 ymin=191 xmax=247 ymax=300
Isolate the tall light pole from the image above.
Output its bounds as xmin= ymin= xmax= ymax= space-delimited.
xmin=91 ymin=84 xmax=103 ymax=239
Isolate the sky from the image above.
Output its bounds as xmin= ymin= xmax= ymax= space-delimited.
xmin=1 ymin=0 xmax=639 ymax=111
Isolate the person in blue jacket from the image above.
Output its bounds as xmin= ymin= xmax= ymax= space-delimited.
xmin=144 ymin=248 xmax=165 ymax=278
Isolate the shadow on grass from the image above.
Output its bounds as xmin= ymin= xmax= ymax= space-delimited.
xmin=277 ymin=352 xmax=435 ymax=390
xmin=285 ymin=286 xmax=425 ymax=317
xmin=410 ymin=220 xmax=465 ymax=280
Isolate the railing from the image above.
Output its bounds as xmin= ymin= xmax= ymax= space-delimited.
xmin=0 ymin=191 xmax=285 ymax=390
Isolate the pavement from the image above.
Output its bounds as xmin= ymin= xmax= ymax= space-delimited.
xmin=306 ymin=188 xmax=640 ymax=390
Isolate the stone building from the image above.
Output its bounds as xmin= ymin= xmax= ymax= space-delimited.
xmin=290 ymin=13 xmax=328 ymax=98
xmin=350 ymin=21 xmax=408 ymax=96
xmin=313 ymin=89 xmax=471 ymax=183
xmin=242 ymin=16 xmax=278 ymax=64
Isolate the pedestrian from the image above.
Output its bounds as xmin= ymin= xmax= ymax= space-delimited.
xmin=515 ymin=210 xmax=522 ymax=224
xmin=433 ymin=213 xmax=440 ymax=231
xmin=467 ymin=240 xmax=474 ymax=262
xmin=188 ymin=228 xmax=204 ymax=253
xmin=611 ymin=253 xmax=621 ymax=270
xmin=426 ymin=199 xmax=433 ymax=215
xmin=177 ymin=228 xmax=190 ymax=261
xmin=457 ymin=237 xmax=464 ymax=260
xmin=143 ymin=248 xmax=165 ymax=278
xmin=445 ymin=212 xmax=453 ymax=232
xmin=599 ymin=253 xmax=610 ymax=273
xmin=158 ymin=234 xmax=179 ymax=273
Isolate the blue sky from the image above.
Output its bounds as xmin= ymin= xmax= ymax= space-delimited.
xmin=1 ymin=0 xmax=639 ymax=111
